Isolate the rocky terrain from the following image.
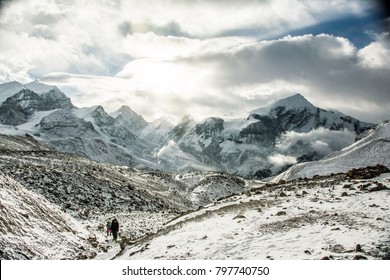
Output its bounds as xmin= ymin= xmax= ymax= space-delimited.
xmin=118 ymin=167 xmax=390 ymax=260
xmin=0 ymin=172 xmax=90 ymax=260
xmin=0 ymin=134 xmax=250 ymax=259
xmin=2 ymin=144 xmax=388 ymax=260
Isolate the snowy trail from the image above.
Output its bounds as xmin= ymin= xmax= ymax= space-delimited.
xmin=118 ymin=174 xmax=390 ymax=260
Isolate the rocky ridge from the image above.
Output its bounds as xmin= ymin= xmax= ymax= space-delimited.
xmin=160 ymin=94 xmax=373 ymax=178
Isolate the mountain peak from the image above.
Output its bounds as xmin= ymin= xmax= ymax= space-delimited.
xmin=24 ymin=81 xmax=58 ymax=94
xmin=0 ymin=81 xmax=26 ymax=104
xmin=271 ymin=93 xmax=315 ymax=110
xmin=118 ymin=105 xmax=133 ymax=112
xmin=1 ymin=80 xmax=24 ymax=87
xmin=250 ymin=93 xmax=315 ymax=116
xmin=112 ymin=105 xmax=138 ymax=117
xmin=110 ymin=105 xmax=148 ymax=134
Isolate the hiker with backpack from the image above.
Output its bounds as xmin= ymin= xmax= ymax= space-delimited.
xmin=106 ymin=221 xmax=111 ymax=236
xmin=110 ymin=218 xmax=119 ymax=242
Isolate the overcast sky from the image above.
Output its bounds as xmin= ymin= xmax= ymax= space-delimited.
xmin=0 ymin=0 xmax=389 ymax=123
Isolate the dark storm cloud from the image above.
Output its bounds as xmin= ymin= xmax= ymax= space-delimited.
xmin=375 ymin=0 xmax=390 ymax=18
xmin=0 ymin=0 xmax=12 ymax=10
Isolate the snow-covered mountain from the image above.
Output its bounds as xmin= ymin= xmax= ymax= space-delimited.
xmin=139 ymin=116 xmax=177 ymax=147
xmin=250 ymin=94 xmax=370 ymax=133
xmin=0 ymin=81 xmax=25 ymax=104
xmin=0 ymin=81 xmax=156 ymax=168
xmin=0 ymin=81 xmax=375 ymax=178
xmin=273 ymin=120 xmax=390 ymax=181
xmin=156 ymin=94 xmax=373 ymax=178
xmin=110 ymin=105 xmax=148 ymax=136
xmin=0 ymin=81 xmax=73 ymax=126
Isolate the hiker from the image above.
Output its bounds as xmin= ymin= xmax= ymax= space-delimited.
xmin=110 ymin=218 xmax=119 ymax=242
xmin=106 ymin=221 xmax=111 ymax=236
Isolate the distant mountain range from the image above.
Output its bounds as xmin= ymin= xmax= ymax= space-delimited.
xmin=0 ymin=80 xmax=376 ymax=178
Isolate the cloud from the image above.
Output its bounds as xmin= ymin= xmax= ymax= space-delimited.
xmin=180 ymin=34 xmax=390 ymax=122
xmin=267 ymin=154 xmax=297 ymax=171
xmin=275 ymin=127 xmax=356 ymax=159
xmin=263 ymin=127 xmax=357 ymax=174
xmin=0 ymin=0 xmax=388 ymax=123
xmin=358 ymin=33 xmax=390 ymax=68
xmin=118 ymin=20 xmax=191 ymax=38
xmin=38 ymin=33 xmax=390 ymax=123
xmin=116 ymin=0 xmax=370 ymax=38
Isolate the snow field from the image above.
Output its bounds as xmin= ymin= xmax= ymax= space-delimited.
xmin=119 ymin=174 xmax=390 ymax=260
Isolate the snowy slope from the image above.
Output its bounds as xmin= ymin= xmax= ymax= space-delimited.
xmin=0 ymin=172 xmax=90 ymax=259
xmin=274 ymin=121 xmax=390 ymax=181
xmin=0 ymin=133 xmax=52 ymax=151
xmin=1 ymin=133 xmax=389 ymax=260
xmin=110 ymin=105 xmax=148 ymax=136
xmin=139 ymin=116 xmax=177 ymax=147
xmin=0 ymin=138 xmax=255 ymax=259
xmin=24 ymin=81 xmax=74 ymax=110
xmin=251 ymin=93 xmax=316 ymax=117
xmin=24 ymin=80 xmax=56 ymax=94
xmin=118 ymin=172 xmax=390 ymax=260
xmin=155 ymin=94 xmax=373 ymax=178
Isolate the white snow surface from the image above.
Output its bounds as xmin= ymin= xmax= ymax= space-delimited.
xmin=250 ymin=93 xmax=316 ymax=116
xmin=17 ymin=110 xmax=59 ymax=132
xmin=0 ymin=172 xmax=90 ymax=259
xmin=72 ymin=106 xmax=100 ymax=120
xmin=1 ymin=132 xmax=389 ymax=260
xmin=118 ymin=174 xmax=390 ymax=260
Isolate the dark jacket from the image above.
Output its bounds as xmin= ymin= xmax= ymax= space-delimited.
xmin=110 ymin=219 xmax=119 ymax=232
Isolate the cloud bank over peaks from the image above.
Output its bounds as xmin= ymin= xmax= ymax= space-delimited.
xmin=0 ymin=0 xmax=388 ymax=123
xmin=38 ymin=33 xmax=390 ymax=123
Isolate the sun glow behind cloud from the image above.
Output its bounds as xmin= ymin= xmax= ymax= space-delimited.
xmin=0 ymin=0 xmax=389 ymax=122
